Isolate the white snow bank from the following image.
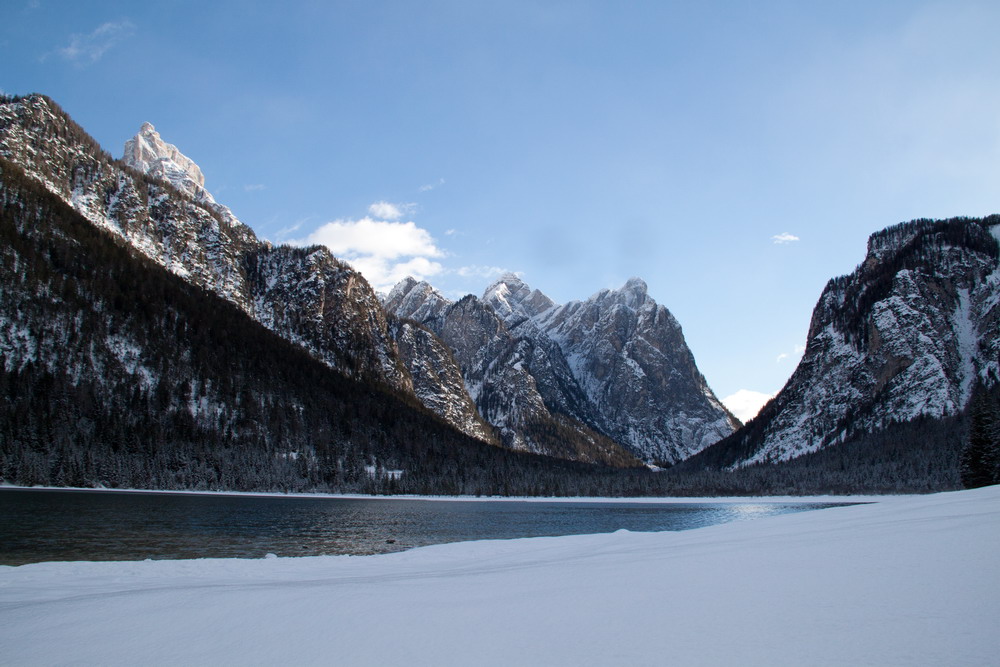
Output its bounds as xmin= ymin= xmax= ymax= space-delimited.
xmin=2 ymin=486 xmax=998 ymax=666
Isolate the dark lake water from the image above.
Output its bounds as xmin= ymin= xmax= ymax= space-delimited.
xmin=0 ymin=488 xmax=855 ymax=566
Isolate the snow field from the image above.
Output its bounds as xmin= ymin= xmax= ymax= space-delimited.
xmin=1 ymin=485 xmax=998 ymax=666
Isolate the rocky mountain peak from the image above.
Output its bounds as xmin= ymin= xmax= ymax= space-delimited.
xmin=617 ymin=277 xmax=649 ymax=307
xmin=482 ymin=273 xmax=555 ymax=325
xmin=385 ymin=277 xmax=452 ymax=323
xmin=121 ymin=122 xmax=244 ymax=230
xmin=123 ymin=122 xmax=206 ymax=191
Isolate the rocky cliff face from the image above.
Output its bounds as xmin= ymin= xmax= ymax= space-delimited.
xmin=0 ymin=95 xmax=259 ymax=310
xmin=385 ymin=279 xmax=636 ymax=464
xmin=534 ymin=277 xmax=740 ymax=463
xmin=697 ymin=216 xmax=1000 ymax=468
xmin=388 ymin=318 xmax=499 ymax=445
xmin=388 ymin=273 xmax=738 ymax=464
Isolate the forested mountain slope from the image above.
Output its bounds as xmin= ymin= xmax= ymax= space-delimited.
xmin=0 ymin=94 xmax=497 ymax=444
xmin=0 ymin=155 xmax=650 ymax=494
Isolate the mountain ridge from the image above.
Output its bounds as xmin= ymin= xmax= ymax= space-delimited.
xmin=4 ymin=91 xmax=996 ymax=493
xmin=388 ymin=272 xmax=739 ymax=464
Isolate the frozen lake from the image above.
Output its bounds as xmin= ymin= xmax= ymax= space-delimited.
xmin=0 ymin=488 xmax=854 ymax=565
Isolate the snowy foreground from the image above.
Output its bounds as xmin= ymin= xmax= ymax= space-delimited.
xmin=2 ymin=487 xmax=998 ymax=666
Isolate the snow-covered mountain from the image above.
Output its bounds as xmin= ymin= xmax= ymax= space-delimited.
xmin=122 ymin=121 xmax=244 ymax=232
xmin=695 ymin=216 xmax=1000 ymax=468
xmin=533 ymin=277 xmax=740 ymax=463
xmin=386 ymin=278 xmax=637 ymax=465
xmin=388 ymin=273 xmax=738 ymax=464
xmin=0 ymin=94 xmax=513 ymax=445
xmin=388 ymin=317 xmax=498 ymax=446
xmin=0 ymin=96 xmax=416 ymax=391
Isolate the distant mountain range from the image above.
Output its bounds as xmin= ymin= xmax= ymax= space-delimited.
xmin=1 ymin=92 xmax=997 ymax=493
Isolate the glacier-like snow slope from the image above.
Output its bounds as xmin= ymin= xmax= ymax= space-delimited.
xmin=2 ymin=485 xmax=997 ymax=666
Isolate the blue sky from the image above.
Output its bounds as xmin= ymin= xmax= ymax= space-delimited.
xmin=3 ymin=1 xmax=999 ymax=420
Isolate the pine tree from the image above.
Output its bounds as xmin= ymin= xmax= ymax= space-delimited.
xmin=960 ymin=386 xmax=1000 ymax=489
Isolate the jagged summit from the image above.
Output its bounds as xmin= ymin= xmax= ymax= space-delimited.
xmin=386 ymin=272 xmax=737 ymax=464
xmin=622 ymin=276 xmax=648 ymax=295
xmin=535 ymin=279 xmax=737 ymax=462
xmin=123 ymin=122 xmax=206 ymax=191
xmin=122 ymin=122 xmax=243 ymax=228
xmin=614 ymin=277 xmax=649 ymax=308
xmin=385 ymin=277 xmax=452 ymax=323
xmin=482 ymin=273 xmax=556 ymax=325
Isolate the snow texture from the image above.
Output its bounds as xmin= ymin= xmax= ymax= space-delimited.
xmin=3 ymin=485 xmax=997 ymax=666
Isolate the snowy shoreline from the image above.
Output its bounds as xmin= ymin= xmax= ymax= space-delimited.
xmin=0 ymin=482 xmax=895 ymax=504
xmin=2 ymin=485 xmax=997 ymax=665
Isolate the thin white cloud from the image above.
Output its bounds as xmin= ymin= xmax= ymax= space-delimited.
xmin=772 ymin=232 xmax=800 ymax=244
xmin=297 ymin=217 xmax=444 ymax=291
xmin=444 ymin=229 xmax=457 ymax=236
xmin=273 ymin=221 xmax=304 ymax=241
xmin=722 ymin=389 xmax=774 ymax=423
xmin=418 ymin=178 xmax=445 ymax=193
xmin=243 ymin=184 xmax=266 ymax=192
xmin=776 ymin=344 xmax=807 ymax=364
xmin=368 ymin=201 xmax=415 ymax=220
xmin=456 ymin=265 xmax=508 ymax=279
xmin=51 ymin=20 xmax=134 ymax=65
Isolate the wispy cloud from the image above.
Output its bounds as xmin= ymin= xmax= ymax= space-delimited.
xmin=368 ymin=201 xmax=416 ymax=220
xmin=721 ymin=389 xmax=774 ymax=423
xmin=456 ymin=265 xmax=508 ymax=279
xmin=49 ymin=20 xmax=134 ymax=65
xmin=295 ymin=217 xmax=444 ymax=291
xmin=772 ymin=232 xmax=800 ymax=245
xmin=418 ymin=178 xmax=445 ymax=193
xmin=776 ymin=344 xmax=806 ymax=363
xmin=273 ymin=220 xmax=306 ymax=241
xmin=243 ymin=184 xmax=266 ymax=192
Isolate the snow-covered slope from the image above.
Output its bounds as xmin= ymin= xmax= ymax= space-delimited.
xmin=0 ymin=94 xmax=259 ymax=310
xmin=3 ymin=486 xmax=997 ymax=666
xmin=700 ymin=216 xmax=1000 ymax=467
